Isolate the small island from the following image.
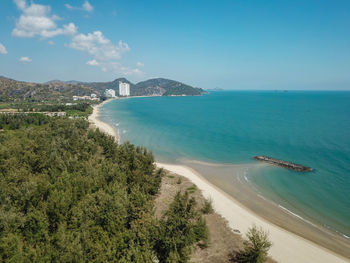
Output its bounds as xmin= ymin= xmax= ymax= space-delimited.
xmin=254 ymin=156 xmax=313 ymax=172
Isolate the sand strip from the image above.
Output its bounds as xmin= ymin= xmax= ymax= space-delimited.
xmin=88 ymin=99 xmax=119 ymax=140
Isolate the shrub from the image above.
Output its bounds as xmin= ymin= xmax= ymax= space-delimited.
xmin=234 ymin=225 xmax=272 ymax=263
xmin=186 ymin=185 xmax=197 ymax=193
xmin=155 ymin=192 xmax=209 ymax=263
xmin=201 ymin=197 xmax=214 ymax=214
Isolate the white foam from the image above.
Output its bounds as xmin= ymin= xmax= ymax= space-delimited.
xmin=278 ymin=205 xmax=319 ymax=228
xmin=257 ymin=194 xmax=268 ymax=201
xmin=341 ymin=234 xmax=350 ymax=240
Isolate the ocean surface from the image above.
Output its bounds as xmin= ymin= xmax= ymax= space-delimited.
xmin=100 ymin=91 xmax=350 ymax=238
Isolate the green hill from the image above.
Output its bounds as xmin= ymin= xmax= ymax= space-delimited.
xmin=84 ymin=77 xmax=205 ymax=96
xmin=133 ymin=78 xmax=205 ymax=96
xmin=0 ymin=76 xmax=98 ymax=102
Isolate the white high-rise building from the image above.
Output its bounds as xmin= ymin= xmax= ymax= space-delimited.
xmin=104 ymin=89 xmax=116 ymax=98
xmin=119 ymin=82 xmax=130 ymax=96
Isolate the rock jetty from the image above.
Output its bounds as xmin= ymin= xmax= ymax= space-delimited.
xmin=254 ymin=156 xmax=313 ymax=172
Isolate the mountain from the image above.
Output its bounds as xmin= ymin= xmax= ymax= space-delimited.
xmin=134 ymin=78 xmax=205 ymax=96
xmin=0 ymin=76 xmax=98 ymax=102
xmin=45 ymin=80 xmax=82 ymax=85
xmin=0 ymin=76 xmax=205 ymax=102
xmin=84 ymin=77 xmax=205 ymax=96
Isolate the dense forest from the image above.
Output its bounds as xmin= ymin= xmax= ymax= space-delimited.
xmin=0 ymin=115 xmax=208 ymax=262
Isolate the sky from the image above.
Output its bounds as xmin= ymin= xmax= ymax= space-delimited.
xmin=0 ymin=0 xmax=350 ymax=90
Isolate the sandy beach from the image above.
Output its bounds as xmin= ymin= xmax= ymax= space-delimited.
xmin=157 ymin=163 xmax=349 ymax=263
xmin=88 ymin=99 xmax=119 ymax=141
xmin=89 ymin=101 xmax=350 ymax=263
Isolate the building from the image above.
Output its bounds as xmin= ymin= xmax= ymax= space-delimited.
xmin=73 ymin=95 xmax=100 ymax=101
xmin=104 ymin=89 xmax=116 ymax=98
xmin=119 ymin=82 xmax=130 ymax=96
xmin=0 ymin=111 xmax=66 ymax=117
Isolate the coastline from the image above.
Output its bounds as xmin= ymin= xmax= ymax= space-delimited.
xmin=89 ymin=100 xmax=350 ymax=263
xmin=88 ymin=99 xmax=119 ymax=141
xmin=158 ymin=162 xmax=350 ymax=263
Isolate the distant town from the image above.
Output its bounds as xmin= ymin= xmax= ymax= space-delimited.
xmin=73 ymin=81 xmax=130 ymax=101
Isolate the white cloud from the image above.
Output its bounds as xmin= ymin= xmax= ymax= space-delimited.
xmin=12 ymin=0 xmax=77 ymax=38
xmin=65 ymin=1 xmax=93 ymax=12
xmin=14 ymin=0 xmax=26 ymax=10
xmin=124 ymin=68 xmax=143 ymax=76
xmin=136 ymin=61 xmax=144 ymax=67
xmin=64 ymin=4 xmax=73 ymax=10
xmin=0 ymin=43 xmax=8 ymax=54
xmin=107 ymin=62 xmax=144 ymax=76
xmin=19 ymin=56 xmax=32 ymax=63
xmin=82 ymin=1 xmax=93 ymax=12
xmin=69 ymin=31 xmax=141 ymax=76
xmin=12 ymin=0 xmax=142 ymax=77
xmin=86 ymin=59 xmax=99 ymax=66
xmin=69 ymin=31 xmax=130 ymax=61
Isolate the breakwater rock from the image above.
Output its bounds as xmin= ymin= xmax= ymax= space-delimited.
xmin=254 ymin=156 xmax=313 ymax=172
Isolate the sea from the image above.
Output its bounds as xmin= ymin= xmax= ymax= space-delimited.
xmin=99 ymin=91 xmax=350 ymax=239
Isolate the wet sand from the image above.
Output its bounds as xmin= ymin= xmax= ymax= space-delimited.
xmin=182 ymin=160 xmax=350 ymax=260
xmin=158 ymin=162 xmax=350 ymax=263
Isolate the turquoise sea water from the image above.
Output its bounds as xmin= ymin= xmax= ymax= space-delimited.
xmin=100 ymin=91 xmax=350 ymax=238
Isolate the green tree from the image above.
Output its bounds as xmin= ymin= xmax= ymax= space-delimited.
xmin=155 ymin=192 xmax=209 ymax=263
xmin=235 ymin=225 xmax=272 ymax=263
xmin=0 ymin=116 xmax=161 ymax=262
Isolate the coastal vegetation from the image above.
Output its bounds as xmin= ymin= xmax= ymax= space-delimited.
xmin=0 ymin=102 xmax=94 ymax=118
xmin=201 ymin=197 xmax=214 ymax=214
xmin=155 ymin=192 xmax=209 ymax=262
xmin=154 ymin=171 xmax=275 ymax=263
xmin=234 ymin=226 xmax=272 ymax=263
xmin=0 ymin=113 xmax=50 ymax=130
xmin=0 ymin=114 xmax=208 ymax=262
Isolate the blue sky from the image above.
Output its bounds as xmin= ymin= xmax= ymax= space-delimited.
xmin=0 ymin=0 xmax=349 ymax=90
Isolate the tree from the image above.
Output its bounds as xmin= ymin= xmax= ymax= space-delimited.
xmin=235 ymin=225 xmax=272 ymax=263
xmin=155 ymin=192 xmax=209 ymax=263
xmin=0 ymin=116 xmax=161 ymax=262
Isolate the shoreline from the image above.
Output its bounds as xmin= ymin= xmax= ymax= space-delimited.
xmin=89 ymin=100 xmax=350 ymax=263
xmin=88 ymin=99 xmax=120 ymax=141
xmin=180 ymin=160 xmax=350 ymax=261
xmin=157 ymin=163 xmax=349 ymax=263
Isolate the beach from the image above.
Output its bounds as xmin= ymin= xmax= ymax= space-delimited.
xmin=89 ymin=100 xmax=350 ymax=263
xmin=88 ymin=99 xmax=119 ymax=141
xmin=157 ymin=163 xmax=349 ymax=263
